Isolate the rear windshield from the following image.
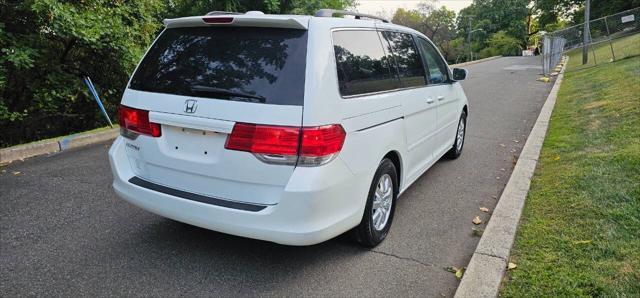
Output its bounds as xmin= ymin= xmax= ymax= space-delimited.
xmin=129 ymin=27 xmax=308 ymax=106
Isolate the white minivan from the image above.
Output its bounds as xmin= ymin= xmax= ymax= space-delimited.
xmin=109 ymin=9 xmax=469 ymax=247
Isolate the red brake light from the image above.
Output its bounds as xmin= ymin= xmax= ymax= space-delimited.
xmin=118 ymin=105 xmax=161 ymax=138
xmin=202 ymin=17 xmax=234 ymax=24
xmin=225 ymin=123 xmax=300 ymax=155
xmin=225 ymin=123 xmax=346 ymax=166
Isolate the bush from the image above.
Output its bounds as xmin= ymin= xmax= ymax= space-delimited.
xmin=479 ymin=30 xmax=522 ymax=58
xmin=0 ymin=0 xmax=164 ymax=147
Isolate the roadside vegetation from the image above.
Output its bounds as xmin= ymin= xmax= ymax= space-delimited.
xmin=501 ymin=52 xmax=640 ymax=295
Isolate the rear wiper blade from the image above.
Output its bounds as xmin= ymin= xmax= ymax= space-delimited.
xmin=190 ymin=85 xmax=265 ymax=101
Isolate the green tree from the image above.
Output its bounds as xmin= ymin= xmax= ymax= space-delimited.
xmin=391 ymin=5 xmax=460 ymax=62
xmin=479 ymin=30 xmax=522 ymax=57
xmin=165 ymin=0 xmax=355 ymax=18
xmin=456 ymin=0 xmax=533 ymax=59
xmin=392 ymin=8 xmax=426 ymax=33
xmin=1 ymin=0 xmax=165 ymax=147
xmin=535 ymin=0 xmax=640 ymax=28
xmin=425 ymin=6 xmax=458 ymax=61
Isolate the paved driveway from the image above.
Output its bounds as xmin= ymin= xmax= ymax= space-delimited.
xmin=1 ymin=56 xmax=552 ymax=297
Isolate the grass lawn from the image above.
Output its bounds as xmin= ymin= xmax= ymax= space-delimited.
xmin=565 ymin=33 xmax=640 ymax=71
xmin=501 ymin=53 xmax=640 ymax=296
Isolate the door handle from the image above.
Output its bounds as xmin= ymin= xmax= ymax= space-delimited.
xmin=426 ymin=98 xmax=435 ymax=104
xmin=437 ymin=96 xmax=445 ymax=101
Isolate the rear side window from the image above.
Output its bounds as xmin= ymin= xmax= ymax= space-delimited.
xmin=380 ymin=31 xmax=426 ymax=87
xmin=416 ymin=38 xmax=450 ymax=84
xmin=129 ymin=27 xmax=308 ymax=106
xmin=332 ymin=30 xmax=399 ymax=96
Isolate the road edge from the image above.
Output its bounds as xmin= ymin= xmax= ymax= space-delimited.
xmin=451 ymin=56 xmax=502 ymax=68
xmin=454 ymin=56 xmax=568 ymax=298
xmin=0 ymin=128 xmax=118 ymax=166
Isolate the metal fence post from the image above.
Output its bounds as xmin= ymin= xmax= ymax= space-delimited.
xmin=604 ymin=16 xmax=616 ymax=61
xmin=541 ymin=35 xmax=550 ymax=76
xmin=589 ymin=27 xmax=598 ymax=66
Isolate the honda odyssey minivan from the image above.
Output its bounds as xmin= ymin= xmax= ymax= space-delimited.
xmin=109 ymin=9 xmax=469 ymax=247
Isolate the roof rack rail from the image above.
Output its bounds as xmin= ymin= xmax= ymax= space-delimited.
xmin=314 ymin=9 xmax=390 ymax=23
xmin=205 ymin=11 xmax=242 ymax=16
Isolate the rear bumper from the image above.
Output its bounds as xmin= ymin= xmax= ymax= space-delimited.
xmin=108 ymin=137 xmax=370 ymax=245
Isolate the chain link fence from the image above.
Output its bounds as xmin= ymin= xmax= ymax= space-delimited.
xmin=541 ymin=7 xmax=640 ymax=75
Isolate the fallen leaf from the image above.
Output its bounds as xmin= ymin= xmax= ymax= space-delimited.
xmin=455 ymin=267 xmax=465 ymax=279
xmin=472 ymin=216 xmax=482 ymax=225
xmin=554 ymin=156 xmax=561 ymax=160
xmin=499 ymin=143 xmax=506 ymax=147
xmin=12 ymin=171 xmax=21 ymax=175
xmin=480 ymin=207 xmax=490 ymax=213
xmin=444 ymin=266 xmax=465 ymax=279
xmin=472 ymin=227 xmax=484 ymax=237
xmin=572 ymin=240 xmax=592 ymax=245
xmin=508 ymin=262 xmax=517 ymax=270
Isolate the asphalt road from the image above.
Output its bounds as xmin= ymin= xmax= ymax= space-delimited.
xmin=1 ymin=56 xmax=553 ymax=297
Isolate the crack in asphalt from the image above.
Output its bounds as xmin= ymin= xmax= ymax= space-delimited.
xmin=369 ymin=249 xmax=438 ymax=268
xmin=467 ymin=134 xmax=524 ymax=144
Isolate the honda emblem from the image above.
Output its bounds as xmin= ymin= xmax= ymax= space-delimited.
xmin=184 ymin=99 xmax=198 ymax=114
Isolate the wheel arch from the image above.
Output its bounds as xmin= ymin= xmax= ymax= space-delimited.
xmin=382 ymin=150 xmax=403 ymax=193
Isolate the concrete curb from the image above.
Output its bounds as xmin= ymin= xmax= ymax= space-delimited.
xmin=0 ymin=127 xmax=118 ymax=166
xmin=454 ymin=56 xmax=568 ymax=298
xmin=451 ymin=56 xmax=502 ymax=68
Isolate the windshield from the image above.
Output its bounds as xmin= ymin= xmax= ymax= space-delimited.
xmin=129 ymin=27 xmax=308 ymax=106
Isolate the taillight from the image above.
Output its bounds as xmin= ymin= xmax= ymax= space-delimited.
xmin=118 ymin=105 xmax=161 ymax=139
xmin=225 ymin=123 xmax=300 ymax=155
xmin=225 ymin=123 xmax=346 ymax=166
xmin=298 ymin=125 xmax=346 ymax=166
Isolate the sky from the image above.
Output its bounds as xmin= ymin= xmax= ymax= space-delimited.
xmin=356 ymin=0 xmax=473 ymax=18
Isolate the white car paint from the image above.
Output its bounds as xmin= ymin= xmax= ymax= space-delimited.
xmin=109 ymin=11 xmax=469 ymax=245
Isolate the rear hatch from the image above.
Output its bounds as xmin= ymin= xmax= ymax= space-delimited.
xmin=120 ymin=23 xmax=308 ymax=206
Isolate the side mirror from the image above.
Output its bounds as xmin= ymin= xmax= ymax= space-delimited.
xmin=452 ymin=68 xmax=468 ymax=81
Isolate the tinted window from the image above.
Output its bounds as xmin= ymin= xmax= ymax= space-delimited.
xmin=416 ymin=38 xmax=449 ymax=84
xmin=381 ymin=31 xmax=426 ymax=87
xmin=129 ymin=27 xmax=308 ymax=105
xmin=333 ymin=30 xmax=399 ymax=96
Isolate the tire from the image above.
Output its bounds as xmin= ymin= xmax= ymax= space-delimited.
xmin=352 ymin=158 xmax=398 ymax=247
xmin=445 ymin=110 xmax=467 ymax=159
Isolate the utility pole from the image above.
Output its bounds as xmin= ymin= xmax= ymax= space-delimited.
xmin=582 ymin=0 xmax=591 ymax=64
xmin=466 ymin=15 xmax=474 ymax=62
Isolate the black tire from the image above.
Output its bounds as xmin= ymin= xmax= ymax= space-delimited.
xmin=445 ymin=110 xmax=467 ymax=159
xmin=352 ymin=158 xmax=398 ymax=247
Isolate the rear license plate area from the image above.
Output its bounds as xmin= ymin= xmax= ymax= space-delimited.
xmin=164 ymin=126 xmax=226 ymax=159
